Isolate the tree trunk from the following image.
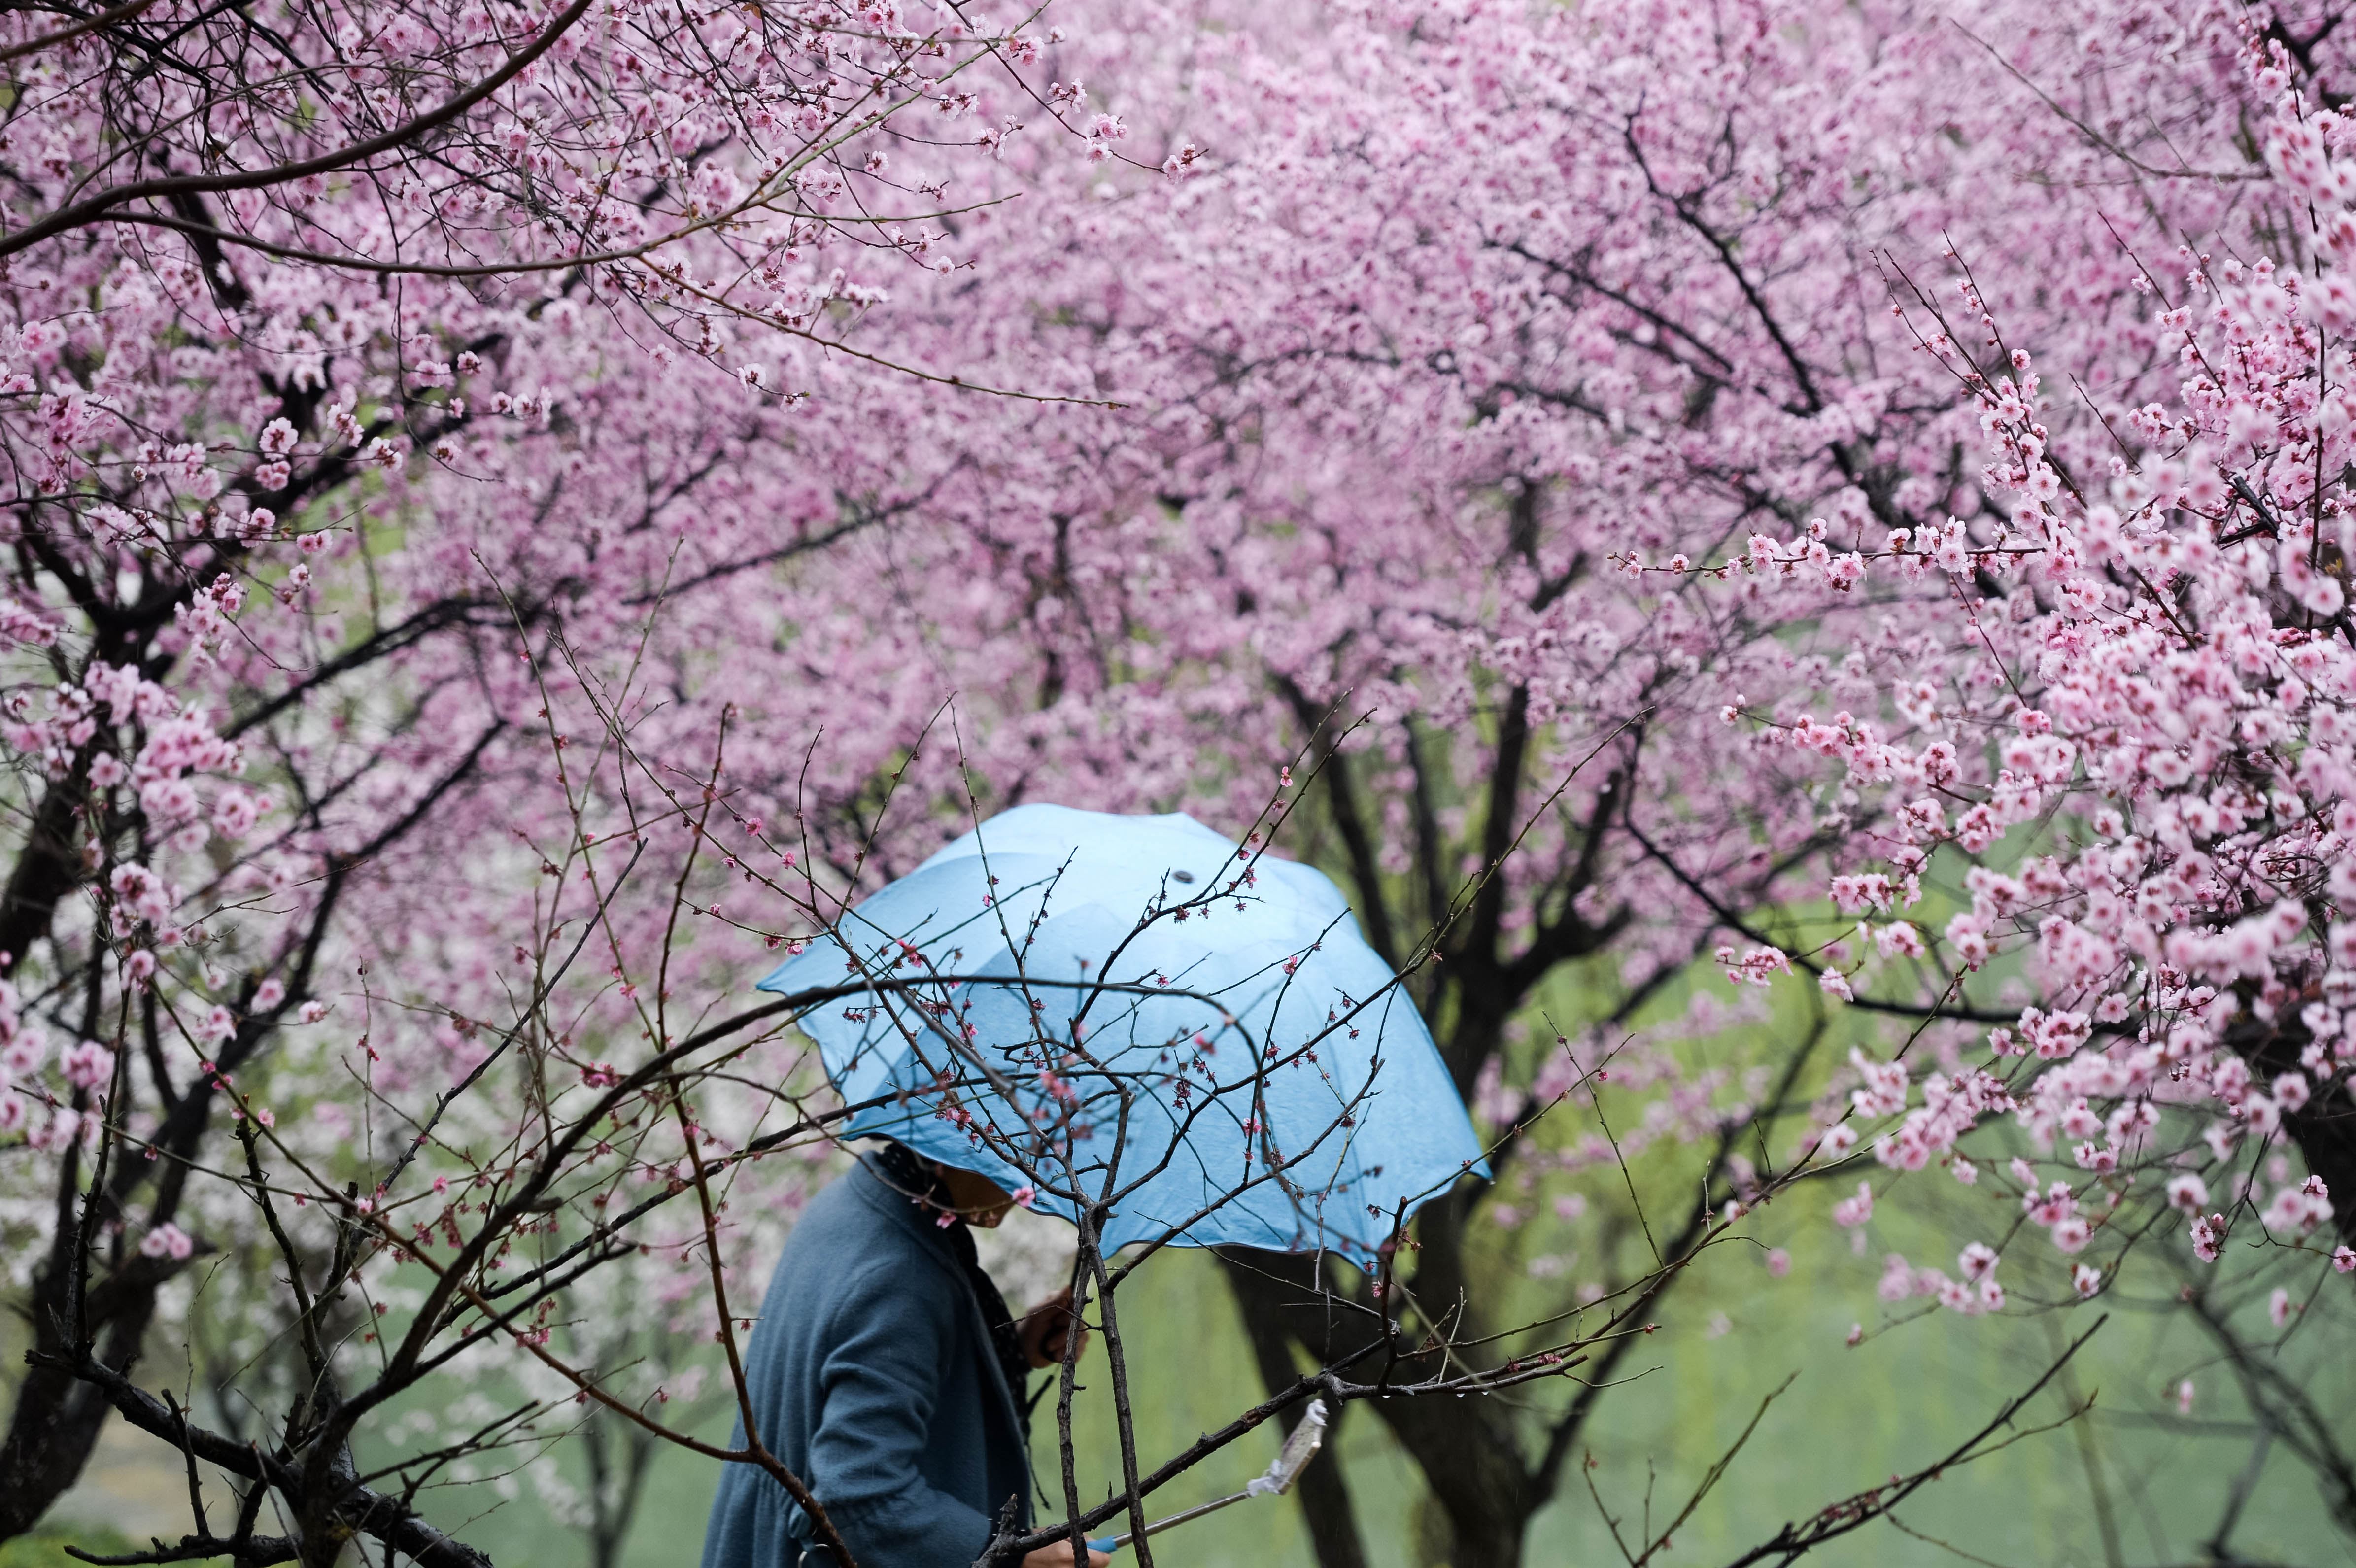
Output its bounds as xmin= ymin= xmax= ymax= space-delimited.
xmin=2226 ymin=1012 xmax=2356 ymax=1247
xmin=0 ymin=1209 xmax=174 ymax=1539
xmin=0 ymin=1063 xmax=215 ymax=1543
xmin=0 ymin=774 xmax=86 ymax=971
xmin=1221 ymin=1254 xmax=1371 ymax=1568
xmin=1217 ymin=1248 xmax=1539 ymax=1565
xmin=1416 ymin=1494 xmax=1529 ymax=1568
xmin=0 ymin=1366 xmax=112 ymax=1539
xmin=583 ymin=1404 xmax=662 ymax=1568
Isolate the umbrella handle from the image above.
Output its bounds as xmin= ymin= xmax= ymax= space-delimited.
xmin=1089 ymin=1395 xmax=1328 ymax=1553
xmin=1092 ymin=1486 xmax=1256 ymax=1552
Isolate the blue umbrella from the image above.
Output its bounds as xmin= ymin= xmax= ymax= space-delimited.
xmin=756 ymin=804 xmax=1484 ymax=1261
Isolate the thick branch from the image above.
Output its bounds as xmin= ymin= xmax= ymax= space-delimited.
xmin=0 ymin=0 xmax=598 ymax=260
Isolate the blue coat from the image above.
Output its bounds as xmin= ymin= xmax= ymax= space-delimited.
xmin=700 ymin=1159 xmax=1033 ymax=1568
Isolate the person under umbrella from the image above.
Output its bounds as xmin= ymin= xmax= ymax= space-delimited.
xmin=705 ymin=804 xmax=1483 ymax=1567
xmin=700 ymin=1139 xmax=1108 ymax=1568
xmin=747 ymin=805 xmax=1486 ymax=1262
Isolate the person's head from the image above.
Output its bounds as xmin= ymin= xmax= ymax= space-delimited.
xmin=929 ymin=1159 xmax=1018 ymax=1228
xmin=875 ymin=1141 xmax=1019 ymax=1227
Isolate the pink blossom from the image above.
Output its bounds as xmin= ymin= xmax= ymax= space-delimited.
xmin=1812 ymin=1124 xmax=1860 ymax=1161
xmin=107 ymin=864 xmax=174 ymax=926
xmin=0 ymin=1031 xmax=43 ymax=1078
xmin=2260 ymin=1183 xmax=2334 ymax=1237
xmin=60 ymin=1041 xmax=113 ymax=1090
xmin=2189 ymin=1214 xmax=2224 ymax=1263
xmin=138 ymin=1223 xmax=194 ymax=1261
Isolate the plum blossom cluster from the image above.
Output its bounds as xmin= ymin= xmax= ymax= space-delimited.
xmin=1714 ymin=27 xmax=2356 ymax=1322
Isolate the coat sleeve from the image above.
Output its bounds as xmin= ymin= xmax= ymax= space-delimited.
xmin=806 ymin=1257 xmax=998 ymax=1568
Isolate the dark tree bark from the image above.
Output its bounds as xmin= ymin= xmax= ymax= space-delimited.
xmin=1222 ymin=1254 xmax=1373 ymax=1568
xmin=2224 ymin=1009 xmax=2356 ymax=1248
xmin=1220 ymin=1247 xmax=1538 ymax=1567
xmin=581 ymin=1404 xmax=663 ymax=1568
xmin=0 ymin=1208 xmax=175 ymax=1537
xmin=1207 ymin=682 xmax=1623 ymax=1565
xmin=0 ymin=774 xmax=89 ymax=970
xmin=1213 ymin=676 xmax=1817 ymax=1564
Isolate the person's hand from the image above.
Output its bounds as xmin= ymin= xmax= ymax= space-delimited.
xmin=1019 ymin=1285 xmax=1090 ymax=1368
xmin=1019 ymin=1541 xmax=1111 ymax=1568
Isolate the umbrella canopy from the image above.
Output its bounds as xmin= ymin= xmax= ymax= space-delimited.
xmin=756 ymin=805 xmax=1484 ymax=1261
